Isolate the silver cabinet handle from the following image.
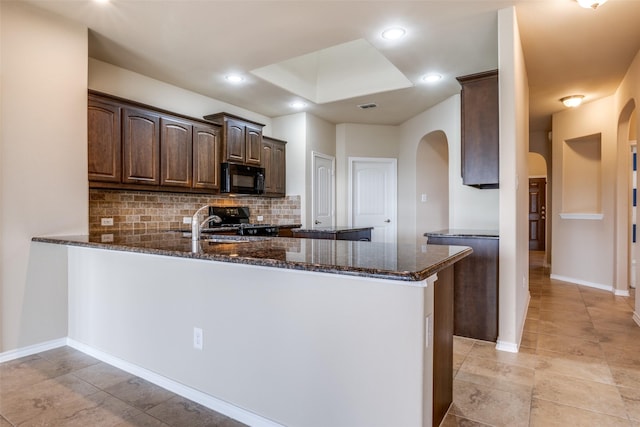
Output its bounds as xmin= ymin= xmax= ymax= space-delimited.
xmin=314 ymin=220 xmax=321 ymax=224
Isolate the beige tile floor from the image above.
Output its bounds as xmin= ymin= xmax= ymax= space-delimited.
xmin=0 ymin=347 xmax=246 ymax=426
xmin=442 ymin=251 xmax=640 ymax=427
xmin=1 ymin=251 xmax=639 ymax=426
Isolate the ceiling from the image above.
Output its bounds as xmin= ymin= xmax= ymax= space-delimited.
xmin=22 ymin=0 xmax=640 ymax=131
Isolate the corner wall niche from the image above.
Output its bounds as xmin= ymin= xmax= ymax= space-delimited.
xmin=561 ymin=133 xmax=602 ymax=219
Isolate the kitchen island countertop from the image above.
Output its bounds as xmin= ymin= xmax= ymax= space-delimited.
xmin=33 ymin=229 xmax=471 ymax=283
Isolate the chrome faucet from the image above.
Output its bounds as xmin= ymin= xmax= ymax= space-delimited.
xmin=191 ymin=205 xmax=222 ymax=241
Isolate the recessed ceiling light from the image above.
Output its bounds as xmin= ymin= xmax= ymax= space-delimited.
xmin=422 ymin=73 xmax=442 ymax=83
xmin=290 ymin=101 xmax=307 ymax=109
xmin=225 ymin=74 xmax=245 ymax=83
xmin=94 ymin=0 xmax=110 ymax=3
xmin=381 ymin=27 xmax=406 ymax=40
xmin=577 ymin=0 xmax=607 ymax=9
xmin=561 ymin=95 xmax=584 ymax=108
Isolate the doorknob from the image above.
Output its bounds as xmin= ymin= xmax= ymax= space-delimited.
xmin=384 ymin=219 xmax=391 ymax=223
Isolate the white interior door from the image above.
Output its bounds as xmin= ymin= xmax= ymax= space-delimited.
xmin=312 ymin=152 xmax=335 ymax=228
xmin=349 ymin=157 xmax=397 ymax=243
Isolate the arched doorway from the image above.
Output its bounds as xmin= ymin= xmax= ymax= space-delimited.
xmin=615 ymin=100 xmax=637 ymax=297
xmin=416 ymin=131 xmax=449 ymax=244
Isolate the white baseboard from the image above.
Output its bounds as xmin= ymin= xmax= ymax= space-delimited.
xmin=634 ymin=312 xmax=640 ymax=327
xmin=495 ymin=340 xmax=519 ymax=353
xmin=550 ymin=274 xmax=633 ymax=296
xmin=495 ymin=292 xmax=530 ymax=354
xmin=550 ymin=274 xmax=612 ymax=291
xmin=0 ymin=338 xmax=67 ymax=363
xmin=67 ymin=339 xmax=284 ymax=427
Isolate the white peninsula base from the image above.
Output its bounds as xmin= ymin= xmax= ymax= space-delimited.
xmin=67 ymin=246 xmax=438 ymax=427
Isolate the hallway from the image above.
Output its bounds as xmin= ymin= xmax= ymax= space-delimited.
xmin=444 ymin=251 xmax=640 ymax=426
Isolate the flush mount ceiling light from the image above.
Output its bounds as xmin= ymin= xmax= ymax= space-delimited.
xmin=225 ymin=74 xmax=245 ymax=83
xmin=358 ymin=102 xmax=378 ymax=110
xmin=290 ymin=101 xmax=307 ymax=109
xmin=561 ymin=95 xmax=585 ymax=108
xmin=381 ymin=27 xmax=406 ymax=40
xmin=576 ymin=0 xmax=608 ymax=9
xmin=421 ymin=73 xmax=442 ymax=83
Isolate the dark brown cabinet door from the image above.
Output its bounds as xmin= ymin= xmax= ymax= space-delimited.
xmin=427 ymin=234 xmax=499 ymax=342
xmin=203 ymin=113 xmax=265 ymax=166
xmin=457 ymin=70 xmax=499 ymax=188
xmin=193 ymin=124 xmax=221 ymax=190
xmin=88 ymin=96 xmax=121 ymax=182
xmin=225 ymin=119 xmax=245 ymax=163
xmin=123 ymin=107 xmax=160 ymax=185
xmin=161 ymin=117 xmax=192 ymax=188
xmin=262 ymin=142 xmax=274 ymax=192
xmin=273 ymin=141 xmax=286 ymax=194
xmin=432 ymin=266 xmax=454 ymax=427
xmin=262 ymin=136 xmax=286 ymax=197
xmin=529 ymin=178 xmax=546 ymax=250
xmin=245 ymin=125 xmax=263 ymax=166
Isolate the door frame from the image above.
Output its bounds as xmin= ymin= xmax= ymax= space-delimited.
xmin=528 ymin=177 xmax=546 ymax=251
xmin=311 ymin=151 xmax=336 ymax=228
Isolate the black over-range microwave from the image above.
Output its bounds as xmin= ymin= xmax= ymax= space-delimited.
xmin=221 ymin=162 xmax=265 ymax=195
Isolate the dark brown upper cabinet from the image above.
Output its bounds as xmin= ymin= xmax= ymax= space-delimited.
xmin=192 ymin=124 xmax=221 ymax=190
xmin=88 ymin=95 xmax=121 ymax=183
xmin=123 ymin=107 xmax=161 ymax=186
xmin=203 ymin=113 xmax=264 ymax=166
xmin=88 ymin=91 xmax=221 ymax=194
xmin=456 ymin=70 xmax=499 ymax=189
xmin=160 ymin=117 xmax=193 ymax=188
xmin=262 ymin=136 xmax=286 ymax=197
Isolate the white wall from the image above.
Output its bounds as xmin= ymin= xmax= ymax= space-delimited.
xmin=551 ymin=96 xmax=616 ymax=290
xmin=0 ymin=1 xmax=88 ymax=352
xmin=497 ymin=7 xmax=530 ymax=351
xmin=528 ymin=153 xmax=547 ymax=177
xmin=416 ymin=131 xmax=449 ymax=243
xmin=399 ymin=95 xmax=500 ymax=245
xmin=305 ymin=114 xmax=336 ymax=226
xmin=614 ymin=49 xmax=640 ymax=316
xmin=272 ymin=113 xmax=307 ymax=225
xmin=335 ymin=124 xmax=399 ymax=226
xmin=89 ymin=58 xmax=273 ymax=135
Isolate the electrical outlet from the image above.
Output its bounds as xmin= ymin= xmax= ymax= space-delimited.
xmin=101 ymin=217 xmax=114 ymax=226
xmin=425 ymin=314 xmax=433 ymax=348
xmin=183 ymin=217 xmax=192 ymax=224
xmin=421 ymin=193 xmax=427 ymax=203
xmin=193 ymin=327 xmax=203 ymax=350
xmin=100 ymin=233 xmax=114 ymax=243
xmin=257 ymin=215 xmax=264 ymax=222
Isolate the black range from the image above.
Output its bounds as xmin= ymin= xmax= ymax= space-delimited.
xmin=207 ymin=206 xmax=279 ymax=236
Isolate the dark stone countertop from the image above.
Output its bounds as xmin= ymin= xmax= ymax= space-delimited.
xmin=425 ymin=229 xmax=499 ymax=239
xmin=292 ymin=226 xmax=373 ymax=233
xmin=33 ymin=230 xmax=471 ymax=283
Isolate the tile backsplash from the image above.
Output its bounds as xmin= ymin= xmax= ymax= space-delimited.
xmin=89 ymin=189 xmax=301 ymax=233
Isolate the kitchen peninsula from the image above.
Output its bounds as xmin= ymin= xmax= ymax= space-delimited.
xmin=33 ymin=231 xmax=471 ymax=427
